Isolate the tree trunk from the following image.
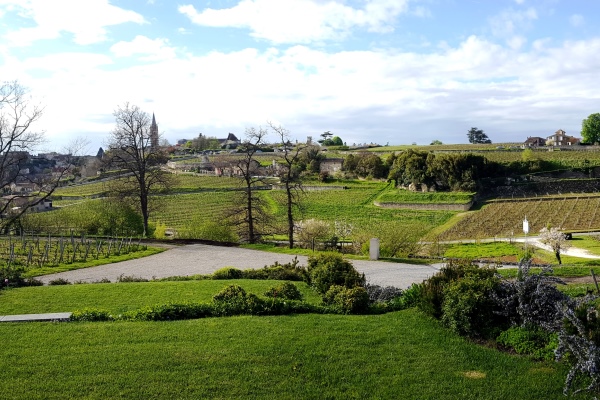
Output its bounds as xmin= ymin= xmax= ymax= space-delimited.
xmin=286 ymin=184 xmax=294 ymax=249
xmin=556 ymin=250 xmax=562 ymax=265
xmin=246 ymin=187 xmax=254 ymax=244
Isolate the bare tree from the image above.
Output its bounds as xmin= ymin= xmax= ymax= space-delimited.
xmin=105 ymin=103 xmax=173 ymax=236
xmin=0 ymin=81 xmax=72 ymax=233
xmin=268 ymin=121 xmax=305 ymax=249
xmin=226 ymin=127 xmax=269 ymax=244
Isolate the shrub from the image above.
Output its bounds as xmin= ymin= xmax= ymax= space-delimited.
xmin=212 ymin=284 xmax=251 ymax=316
xmin=91 ymin=278 xmax=112 ymax=284
xmin=417 ymin=259 xmax=496 ymax=319
xmin=306 ymin=253 xmax=365 ymax=294
xmin=243 ymin=258 xmax=307 ymax=281
xmin=212 ymin=267 xmax=244 ymax=279
xmin=365 ymin=283 xmax=403 ymax=303
xmin=323 ymin=285 xmax=370 ymax=314
xmin=117 ymin=274 xmax=148 ymax=283
xmin=123 ymin=302 xmax=214 ymax=321
xmin=493 ymin=260 xmax=568 ymax=331
xmin=0 ymin=265 xmax=26 ymax=288
xmin=497 ymin=326 xmax=557 ymax=361
xmin=264 ymin=282 xmax=303 ymax=301
xmin=48 ymin=278 xmax=72 ymax=286
xmin=441 ymin=275 xmax=503 ymax=337
xmin=295 ymin=219 xmax=332 ymax=249
xmin=555 ymin=299 xmax=600 ymax=396
xmin=71 ymin=308 xmax=113 ymax=322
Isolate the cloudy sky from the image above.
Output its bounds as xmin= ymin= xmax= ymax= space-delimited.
xmin=1 ymin=0 xmax=599 ymax=154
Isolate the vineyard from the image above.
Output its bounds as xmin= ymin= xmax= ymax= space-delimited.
xmin=437 ymin=195 xmax=600 ymax=241
xmin=376 ymin=190 xmax=474 ymax=205
xmin=0 ymin=234 xmax=147 ymax=271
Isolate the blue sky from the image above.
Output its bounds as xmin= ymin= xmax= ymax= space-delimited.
xmin=1 ymin=0 xmax=599 ymax=154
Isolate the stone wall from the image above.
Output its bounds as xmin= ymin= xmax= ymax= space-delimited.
xmin=374 ymin=201 xmax=473 ymax=211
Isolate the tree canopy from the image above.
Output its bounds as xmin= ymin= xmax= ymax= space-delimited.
xmin=581 ymin=113 xmax=600 ymax=144
xmin=467 ymin=127 xmax=492 ymax=144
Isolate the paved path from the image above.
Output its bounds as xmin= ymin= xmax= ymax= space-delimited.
xmin=0 ymin=313 xmax=72 ymax=322
xmin=38 ymin=244 xmax=442 ymax=288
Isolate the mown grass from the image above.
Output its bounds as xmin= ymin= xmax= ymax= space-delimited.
xmin=0 ymin=280 xmax=322 ymax=315
xmin=443 ymin=242 xmax=523 ymax=260
xmin=0 ymin=309 xmax=582 ymax=399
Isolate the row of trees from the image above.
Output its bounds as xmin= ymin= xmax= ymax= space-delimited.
xmin=104 ymin=103 xmax=312 ymax=248
xmin=0 ymin=81 xmax=77 ymax=234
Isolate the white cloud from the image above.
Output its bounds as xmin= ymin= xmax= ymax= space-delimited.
xmin=489 ymin=7 xmax=537 ymax=38
xmin=569 ymin=14 xmax=584 ymax=27
xmin=1 ymin=0 xmax=146 ymax=46
xmin=178 ymin=0 xmax=409 ymax=44
xmin=110 ymin=36 xmax=177 ymax=61
xmin=5 ymin=32 xmax=600 ymax=149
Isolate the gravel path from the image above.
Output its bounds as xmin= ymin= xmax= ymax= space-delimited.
xmin=37 ymin=244 xmax=441 ymax=288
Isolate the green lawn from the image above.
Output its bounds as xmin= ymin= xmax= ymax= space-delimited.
xmin=0 ymin=309 xmax=582 ymax=399
xmin=0 ymin=280 xmax=322 ymax=315
xmin=443 ymin=242 xmax=523 ymax=259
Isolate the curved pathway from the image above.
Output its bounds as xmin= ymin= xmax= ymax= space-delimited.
xmin=37 ymin=244 xmax=441 ymax=288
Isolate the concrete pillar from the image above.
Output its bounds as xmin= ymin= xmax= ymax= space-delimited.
xmin=369 ymin=238 xmax=380 ymax=260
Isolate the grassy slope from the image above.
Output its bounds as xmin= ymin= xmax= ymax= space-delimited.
xmin=0 ymin=309 xmax=579 ymax=399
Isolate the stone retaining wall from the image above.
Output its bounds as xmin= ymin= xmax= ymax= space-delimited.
xmin=374 ymin=201 xmax=473 ymax=211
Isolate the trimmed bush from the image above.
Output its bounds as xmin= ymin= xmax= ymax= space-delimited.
xmin=123 ymin=303 xmax=214 ymax=321
xmin=441 ymin=275 xmax=502 ymax=337
xmin=307 ymin=253 xmax=365 ymax=294
xmin=417 ymin=259 xmax=496 ymax=319
xmin=323 ymin=285 xmax=370 ymax=314
xmin=264 ymin=282 xmax=303 ymax=301
xmin=48 ymin=278 xmax=71 ymax=286
xmin=71 ymin=308 xmax=113 ymax=322
xmin=212 ymin=267 xmax=244 ymax=279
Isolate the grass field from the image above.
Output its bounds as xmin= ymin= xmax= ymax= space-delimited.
xmin=0 ymin=280 xmax=322 ymax=315
xmin=0 ymin=309 xmax=581 ymax=399
xmin=377 ymin=190 xmax=474 ymax=205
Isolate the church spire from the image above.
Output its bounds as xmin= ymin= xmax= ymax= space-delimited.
xmin=150 ymin=112 xmax=159 ymax=148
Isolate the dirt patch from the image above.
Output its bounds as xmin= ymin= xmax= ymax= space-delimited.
xmin=461 ymin=371 xmax=486 ymax=379
xmin=561 ymin=276 xmax=596 ymax=284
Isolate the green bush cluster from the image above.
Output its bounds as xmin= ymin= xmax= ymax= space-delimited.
xmin=306 ymin=253 xmax=365 ymax=295
xmin=323 ymin=285 xmax=369 ymax=314
xmin=264 ymin=282 xmax=303 ymax=301
xmin=497 ymin=326 xmax=557 ymax=361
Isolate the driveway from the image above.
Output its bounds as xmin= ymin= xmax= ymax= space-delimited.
xmin=37 ymin=244 xmax=441 ymax=289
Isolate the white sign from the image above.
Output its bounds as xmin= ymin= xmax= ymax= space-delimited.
xmin=523 ymin=217 xmax=529 ymax=234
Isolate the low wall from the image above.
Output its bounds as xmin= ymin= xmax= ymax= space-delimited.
xmin=374 ymin=201 xmax=473 ymax=211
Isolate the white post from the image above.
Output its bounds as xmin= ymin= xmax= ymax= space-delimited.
xmin=523 ymin=216 xmax=529 ymax=253
xmin=369 ymin=238 xmax=380 ymax=260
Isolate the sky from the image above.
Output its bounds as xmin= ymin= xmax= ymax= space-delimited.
xmin=1 ymin=0 xmax=599 ymax=154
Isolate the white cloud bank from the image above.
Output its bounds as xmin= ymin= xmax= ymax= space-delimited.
xmin=1 ymin=0 xmax=146 ymax=46
xmin=178 ymin=0 xmax=410 ymax=44
xmin=8 ymin=32 xmax=599 ymax=150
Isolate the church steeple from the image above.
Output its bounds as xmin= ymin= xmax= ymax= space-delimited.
xmin=150 ymin=113 xmax=159 ymax=148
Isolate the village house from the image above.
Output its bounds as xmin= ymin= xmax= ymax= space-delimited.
xmin=524 ymin=136 xmax=546 ymax=147
xmin=546 ymin=129 xmax=581 ymax=146
xmin=320 ymin=158 xmax=344 ymax=174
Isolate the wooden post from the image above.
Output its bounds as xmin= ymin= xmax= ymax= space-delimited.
xmin=591 ymin=269 xmax=600 ymax=295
